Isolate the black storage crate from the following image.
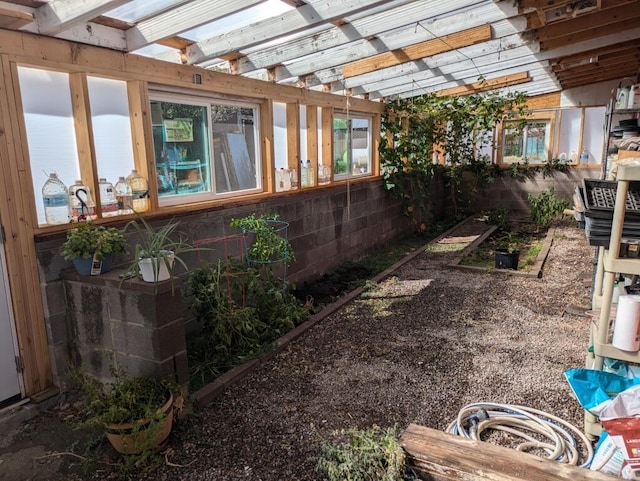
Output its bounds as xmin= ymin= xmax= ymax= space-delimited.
xmin=582 ymin=179 xmax=640 ymax=220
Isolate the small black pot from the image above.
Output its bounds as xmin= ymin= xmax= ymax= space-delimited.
xmin=494 ymin=249 xmax=519 ymax=270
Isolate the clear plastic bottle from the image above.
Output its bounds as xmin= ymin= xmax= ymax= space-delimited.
xmin=114 ymin=176 xmax=133 ymax=215
xmin=305 ymin=160 xmax=315 ymax=187
xmin=42 ymin=173 xmax=70 ymax=225
xmin=300 ymin=160 xmax=308 ymax=188
xmin=69 ymin=180 xmax=96 ymax=221
xmin=126 ymin=169 xmax=150 ymax=213
xmin=580 ymin=147 xmax=589 ymax=165
xmin=98 ymin=178 xmax=118 ymax=217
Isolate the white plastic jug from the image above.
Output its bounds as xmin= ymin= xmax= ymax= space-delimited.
xmin=616 ymin=87 xmax=630 ymax=110
xmin=629 ymin=84 xmax=640 ymax=109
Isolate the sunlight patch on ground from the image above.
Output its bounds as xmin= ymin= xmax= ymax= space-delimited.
xmin=439 ymin=234 xmax=481 ymax=244
xmin=426 ymin=242 xmax=469 ymax=253
xmin=364 ymin=278 xmax=433 ymax=299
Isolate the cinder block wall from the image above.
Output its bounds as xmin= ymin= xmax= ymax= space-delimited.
xmin=467 ymin=169 xmax=601 ymax=213
xmin=36 ymin=171 xmax=595 ymax=387
xmin=35 ymin=180 xmax=412 ymax=385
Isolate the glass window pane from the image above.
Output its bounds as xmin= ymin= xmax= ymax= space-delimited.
xmin=502 ymin=120 xmax=551 ymax=164
xmin=211 ymin=104 xmax=259 ymax=193
xmin=557 ymin=109 xmax=581 ymax=163
xmin=87 ymin=77 xmax=135 ymax=184
xmin=18 ymin=67 xmax=79 ymax=226
xmin=502 ymin=122 xmax=523 ymax=163
xmin=352 ymin=117 xmax=371 ymax=175
xmin=273 ymin=102 xmax=287 ymax=169
xmin=333 ymin=114 xmax=372 ymax=178
xmin=584 ymin=106 xmax=606 ymax=165
xmin=333 ymin=117 xmax=348 ymax=175
xmin=150 ymin=98 xmax=211 ymax=203
xmin=524 ymin=122 xmax=549 ymax=163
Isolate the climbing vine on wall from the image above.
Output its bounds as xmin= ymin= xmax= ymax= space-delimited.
xmin=380 ymin=91 xmax=528 ymax=231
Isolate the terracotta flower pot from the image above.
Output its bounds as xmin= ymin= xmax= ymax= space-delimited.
xmin=105 ymin=392 xmax=174 ymax=455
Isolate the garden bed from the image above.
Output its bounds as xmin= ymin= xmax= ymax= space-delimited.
xmin=450 ymin=217 xmax=555 ymax=278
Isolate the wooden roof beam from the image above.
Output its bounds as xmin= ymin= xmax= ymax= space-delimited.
xmin=0 ymin=5 xmax=33 ymax=29
xmin=552 ymin=40 xmax=640 ymax=69
xmin=125 ymin=0 xmax=266 ymax=52
xmin=560 ymin=69 xmax=639 ymax=89
xmin=185 ymin=0 xmax=409 ymax=65
xmin=435 ymin=72 xmax=532 ymax=97
xmin=537 ymin=3 xmax=640 ymax=42
xmin=347 ymin=44 xmax=543 ymax=97
xmin=341 ymin=24 xmax=492 ymax=78
xmin=554 ymin=56 xmax=640 ymax=81
xmin=233 ymin=0 xmax=512 ymax=75
xmin=371 ymin=66 xmax=544 ymax=100
xmin=35 ymin=0 xmax=128 ymax=35
xmin=541 ymin=16 xmax=640 ymax=51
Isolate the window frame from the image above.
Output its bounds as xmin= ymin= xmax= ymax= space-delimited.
xmin=500 ymin=117 xmax=553 ymax=165
xmin=149 ymin=90 xmax=262 ymax=208
xmin=332 ymin=112 xmax=374 ymax=181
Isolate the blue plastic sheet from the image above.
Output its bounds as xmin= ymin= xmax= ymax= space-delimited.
xmin=564 ymin=368 xmax=640 ymax=416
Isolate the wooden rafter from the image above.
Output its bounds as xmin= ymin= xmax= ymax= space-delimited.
xmin=0 ymin=5 xmax=32 ymax=29
xmin=435 ymin=72 xmax=531 ymax=97
xmin=36 ymin=0 xmax=128 ymax=35
xmin=341 ymin=24 xmax=492 ymax=79
xmin=185 ymin=0 xmax=406 ymax=65
xmin=125 ymin=0 xmax=265 ymax=52
xmin=537 ymin=2 xmax=640 ymax=42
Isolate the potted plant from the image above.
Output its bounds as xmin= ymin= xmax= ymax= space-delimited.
xmin=122 ymin=217 xmax=193 ymax=283
xmin=61 ymin=223 xmax=126 ymax=275
xmin=71 ymin=366 xmax=178 ymax=455
xmin=494 ymin=231 xmax=520 ymax=270
xmin=230 ymin=213 xmax=294 ymax=265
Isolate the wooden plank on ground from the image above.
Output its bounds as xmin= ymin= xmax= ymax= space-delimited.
xmin=401 ymin=424 xmax=615 ymax=481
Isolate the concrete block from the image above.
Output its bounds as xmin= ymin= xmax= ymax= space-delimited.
xmin=43 ymin=281 xmax=66 ymax=318
xmin=110 ymin=320 xmax=154 ymax=356
xmin=46 ymin=312 xmax=69 ymax=345
xmin=156 ymin=320 xmax=187 ymax=360
xmin=72 ymin=311 xmax=112 ymax=349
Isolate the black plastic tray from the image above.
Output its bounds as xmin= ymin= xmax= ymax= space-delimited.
xmin=582 ymin=179 xmax=640 ymax=220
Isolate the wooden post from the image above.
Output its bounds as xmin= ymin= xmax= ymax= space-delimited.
xmin=0 ymin=56 xmax=51 ymax=395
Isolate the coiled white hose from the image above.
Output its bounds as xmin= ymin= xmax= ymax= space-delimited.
xmin=445 ymin=402 xmax=594 ymax=468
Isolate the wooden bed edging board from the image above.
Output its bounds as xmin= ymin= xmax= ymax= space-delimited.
xmin=400 ymin=424 xmax=616 ymax=481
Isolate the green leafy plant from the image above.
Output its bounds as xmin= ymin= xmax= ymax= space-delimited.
xmin=527 ymin=187 xmax=570 ymax=229
xmin=187 ymin=258 xmax=310 ymax=390
xmin=496 ymin=231 xmax=520 ymax=254
xmin=69 ymin=366 xmax=178 ymax=456
xmin=315 ymin=425 xmax=415 ymax=481
xmin=486 ymin=208 xmax=510 ymax=233
xmin=121 ymin=216 xmax=196 ymax=283
xmin=230 ymin=213 xmax=294 ymax=264
xmin=380 ymin=91 xmax=528 ymax=228
xmin=61 ymin=223 xmax=126 ymax=261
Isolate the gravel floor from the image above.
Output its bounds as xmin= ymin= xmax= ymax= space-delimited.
xmin=1 ymin=218 xmax=596 ymax=480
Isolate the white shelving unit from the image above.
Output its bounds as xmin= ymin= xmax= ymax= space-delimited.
xmin=586 ymin=164 xmax=640 ymax=438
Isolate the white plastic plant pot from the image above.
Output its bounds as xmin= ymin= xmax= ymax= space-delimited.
xmin=138 ymin=251 xmax=175 ymax=282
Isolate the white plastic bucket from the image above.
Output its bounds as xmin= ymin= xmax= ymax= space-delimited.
xmin=138 ymin=251 xmax=175 ymax=282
